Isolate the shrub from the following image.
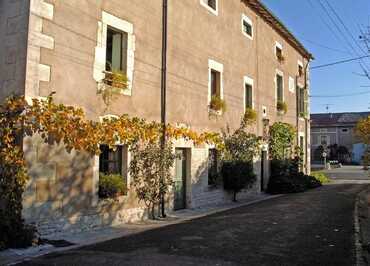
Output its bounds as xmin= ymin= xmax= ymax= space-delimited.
xmin=98 ymin=173 xmax=126 ymax=198
xmin=222 ymin=161 xmax=256 ymax=202
xmin=269 ymin=122 xmax=296 ymax=160
xmin=267 ymin=159 xmax=322 ymax=194
xmin=276 ymin=101 xmax=288 ymax=114
xmin=311 ymin=171 xmax=330 ymax=184
xmin=209 ymin=95 xmax=227 ymax=113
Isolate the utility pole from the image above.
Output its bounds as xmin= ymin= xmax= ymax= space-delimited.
xmin=160 ymin=0 xmax=168 ymax=218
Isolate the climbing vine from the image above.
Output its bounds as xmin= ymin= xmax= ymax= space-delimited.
xmin=269 ymin=122 xmax=296 ymax=160
xmin=0 ymin=95 xmax=222 ymax=249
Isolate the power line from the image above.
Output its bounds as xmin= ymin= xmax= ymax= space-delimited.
xmin=310 ymin=90 xmax=370 ymax=98
xmin=300 ymin=37 xmax=350 ymax=54
xmin=310 ymin=55 xmax=370 ymax=69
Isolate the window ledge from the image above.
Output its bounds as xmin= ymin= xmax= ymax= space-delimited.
xmin=208 ymin=108 xmax=223 ymax=116
xmin=98 ymin=82 xmax=132 ymax=96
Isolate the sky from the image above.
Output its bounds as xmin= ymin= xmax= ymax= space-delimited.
xmin=261 ymin=0 xmax=370 ymax=114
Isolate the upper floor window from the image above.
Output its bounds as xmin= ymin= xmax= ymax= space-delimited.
xmin=200 ymin=0 xmax=218 ymax=15
xmin=208 ymin=59 xmax=224 ymax=113
xmin=106 ymin=27 xmax=128 ymax=72
xmin=276 ymin=72 xmax=284 ymax=102
xmin=242 ymin=14 xmax=253 ymax=39
xmin=275 ymin=42 xmax=284 ymax=63
xmin=289 ymin=76 xmax=295 ymax=93
xmin=298 ymin=86 xmax=306 ymax=116
xmin=298 ymin=61 xmax=304 ymax=77
xmin=244 ymin=76 xmax=254 ymax=110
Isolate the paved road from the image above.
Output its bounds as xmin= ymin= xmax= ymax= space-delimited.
xmin=323 ymin=166 xmax=370 ymax=181
xmin=19 ymin=183 xmax=368 ymax=266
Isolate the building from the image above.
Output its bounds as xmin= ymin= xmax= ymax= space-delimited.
xmin=0 ymin=0 xmax=312 ymax=234
xmin=311 ymin=112 xmax=370 ymax=164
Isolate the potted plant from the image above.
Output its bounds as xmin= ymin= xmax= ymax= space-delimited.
xmin=242 ymin=107 xmax=257 ymax=127
xmin=103 ymin=69 xmax=128 ymax=90
xmin=209 ymin=95 xmax=227 ymax=114
xmin=276 ymin=101 xmax=288 ymax=115
xmin=98 ymin=173 xmax=127 ymax=199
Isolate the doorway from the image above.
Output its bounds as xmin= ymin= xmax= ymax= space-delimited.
xmin=174 ymin=148 xmax=187 ymax=210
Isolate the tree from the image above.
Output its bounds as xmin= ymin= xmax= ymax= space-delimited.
xmin=355 ymin=115 xmax=370 ymax=169
xmin=129 ymin=140 xmax=176 ymax=219
xmin=269 ymin=122 xmax=296 ymax=160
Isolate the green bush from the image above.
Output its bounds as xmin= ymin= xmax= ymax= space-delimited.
xmin=267 ymin=159 xmax=322 ymax=194
xmin=222 ymin=161 xmax=256 ymax=202
xmin=99 ymin=173 xmax=126 ymax=199
xmin=311 ymin=171 xmax=330 ymax=184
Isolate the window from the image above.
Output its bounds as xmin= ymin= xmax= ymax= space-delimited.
xmin=275 ymin=42 xmax=283 ymax=61
xmin=200 ymin=0 xmax=218 ymax=15
xmin=211 ymin=69 xmax=221 ymax=98
xmin=93 ymin=11 xmax=135 ymax=95
xmin=298 ymin=63 xmax=304 ymax=77
xmin=298 ymin=87 xmax=306 ymax=115
xmin=99 ymin=145 xmax=123 ymax=175
xmin=208 ymin=59 xmax=224 ymax=110
xmin=244 ymin=76 xmax=253 ymax=110
xmin=208 ymin=149 xmax=218 ymax=185
xmin=341 ymin=128 xmax=349 ymax=133
xmin=276 ymin=73 xmax=284 ymax=102
xmin=289 ymin=76 xmax=295 ymax=93
xmin=320 ymin=135 xmax=329 ymax=146
xmin=106 ymin=27 xmax=128 ymax=72
xmin=242 ymin=14 xmax=253 ymax=39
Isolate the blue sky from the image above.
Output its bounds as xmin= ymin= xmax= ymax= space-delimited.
xmin=261 ymin=0 xmax=370 ymax=114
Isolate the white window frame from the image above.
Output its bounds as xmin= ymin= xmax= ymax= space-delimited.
xmin=241 ymin=14 xmax=253 ymax=40
xmin=275 ymin=69 xmax=284 ymax=103
xmin=93 ymin=11 xmax=135 ymax=96
xmin=298 ymin=60 xmax=303 ymax=76
xmin=200 ymin=0 xmax=218 ymax=16
xmin=275 ymin=41 xmax=283 ymax=58
xmin=243 ymin=76 xmax=254 ymax=112
xmin=208 ymin=59 xmax=224 ymax=103
xmin=289 ymin=76 xmax=295 ymax=93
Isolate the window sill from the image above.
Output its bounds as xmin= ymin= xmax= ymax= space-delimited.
xmin=98 ymin=82 xmax=132 ymax=96
xmin=242 ymin=32 xmax=253 ymax=41
xmin=208 ymin=108 xmax=223 ymax=116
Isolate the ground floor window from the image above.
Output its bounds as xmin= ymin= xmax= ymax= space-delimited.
xmin=99 ymin=145 xmax=128 ymax=197
xmin=208 ymin=149 xmax=219 ymax=185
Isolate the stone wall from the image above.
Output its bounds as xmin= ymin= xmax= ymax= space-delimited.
xmin=0 ymin=0 xmax=30 ymax=102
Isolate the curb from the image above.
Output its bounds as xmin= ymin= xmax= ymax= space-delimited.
xmin=355 ymin=186 xmax=370 ymax=266
xmin=4 ymin=194 xmax=283 ymax=266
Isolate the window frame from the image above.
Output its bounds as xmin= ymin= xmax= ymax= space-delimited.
xmin=275 ymin=41 xmax=283 ymax=59
xmin=243 ymin=76 xmax=254 ymax=112
xmin=93 ymin=11 xmax=135 ymax=96
xmin=275 ymin=70 xmax=284 ymax=103
xmin=200 ymin=0 xmax=218 ymax=16
xmin=208 ymin=59 xmax=224 ymax=105
xmin=241 ymin=14 xmax=253 ymax=40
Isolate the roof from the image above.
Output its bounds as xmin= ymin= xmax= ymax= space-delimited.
xmin=311 ymin=112 xmax=370 ymax=127
xmin=243 ymin=0 xmax=314 ymax=60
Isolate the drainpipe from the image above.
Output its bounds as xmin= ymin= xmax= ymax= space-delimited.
xmin=160 ymin=0 xmax=168 ymax=218
xmin=304 ymin=60 xmax=310 ymax=174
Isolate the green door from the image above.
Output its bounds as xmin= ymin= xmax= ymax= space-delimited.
xmin=174 ymin=149 xmax=187 ymax=210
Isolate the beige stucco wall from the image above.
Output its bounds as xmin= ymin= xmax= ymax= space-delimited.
xmin=16 ymin=0 xmax=311 ymax=233
xmin=0 ymin=0 xmax=30 ymax=102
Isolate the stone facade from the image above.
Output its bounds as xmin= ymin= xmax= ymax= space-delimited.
xmin=1 ymin=0 xmax=312 ymax=235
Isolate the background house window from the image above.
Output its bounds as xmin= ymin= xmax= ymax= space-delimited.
xmin=208 ymin=149 xmax=218 ymax=185
xmin=211 ymin=69 xmax=221 ymax=98
xmin=276 ymin=74 xmax=283 ymax=102
xmin=106 ymin=27 xmax=128 ymax=72
xmin=99 ymin=145 xmax=123 ymax=175
xmin=245 ymin=83 xmax=253 ymax=109
xmin=341 ymin=128 xmax=349 ymax=133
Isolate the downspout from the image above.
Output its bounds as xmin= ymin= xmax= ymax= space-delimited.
xmin=160 ymin=0 xmax=168 ymax=217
